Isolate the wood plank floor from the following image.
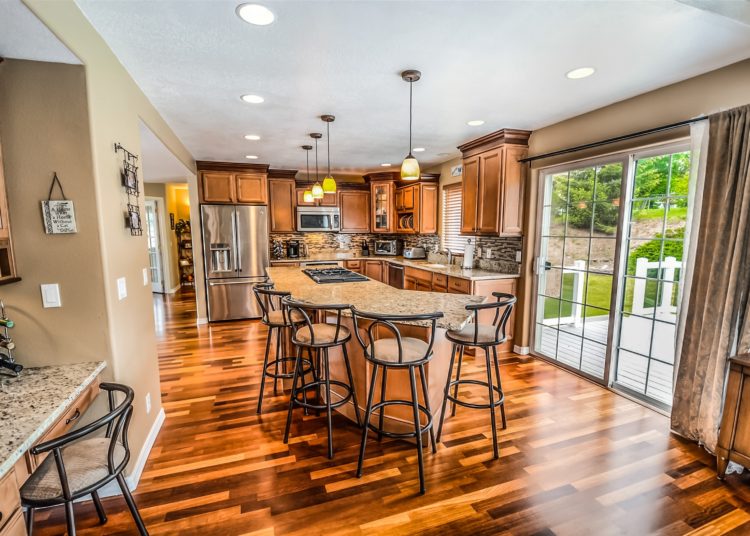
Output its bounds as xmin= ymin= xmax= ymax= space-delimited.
xmin=34 ymin=290 xmax=750 ymax=535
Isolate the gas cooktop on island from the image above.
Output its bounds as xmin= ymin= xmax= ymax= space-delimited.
xmin=303 ymin=268 xmax=369 ymax=284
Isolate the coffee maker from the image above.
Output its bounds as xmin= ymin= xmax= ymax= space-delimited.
xmin=286 ymin=240 xmax=301 ymax=258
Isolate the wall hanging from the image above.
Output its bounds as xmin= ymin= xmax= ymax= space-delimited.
xmin=41 ymin=172 xmax=77 ymax=234
xmin=114 ymin=142 xmax=142 ymax=236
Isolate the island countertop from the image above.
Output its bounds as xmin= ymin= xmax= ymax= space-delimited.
xmin=266 ymin=266 xmax=485 ymax=330
xmin=0 ymin=361 xmax=106 ymax=479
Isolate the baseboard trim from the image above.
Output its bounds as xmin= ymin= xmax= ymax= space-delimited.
xmin=166 ymin=284 xmax=181 ymax=294
xmin=514 ymin=345 xmax=530 ymax=355
xmin=197 ymin=316 xmax=208 ymax=325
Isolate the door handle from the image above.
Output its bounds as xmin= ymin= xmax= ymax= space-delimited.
xmin=545 ymin=261 xmax=552 ymax=271
xmin=209 ymin=279 xmax=266 ymax=286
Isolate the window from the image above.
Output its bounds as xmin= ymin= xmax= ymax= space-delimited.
xmin=441 ymin=183 xmax=464 ymax=252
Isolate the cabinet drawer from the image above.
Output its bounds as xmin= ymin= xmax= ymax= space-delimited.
xmin=448 ymin=276 xmax=471 ymax=294
xmin=28 ymin=379 xmax=100 ymax=470
xmin=432 ymin=273 xmax=448 ymax=291
xmin=404 ymin=267 xmax=432 ymax=283
xmin=344 ymin=260 xmax=361 ymax=270
xmin=0 ymin=470 xmax=20 ymax=534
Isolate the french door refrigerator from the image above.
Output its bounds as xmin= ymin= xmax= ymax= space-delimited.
xmin=201 ymin=204 xmax=268 ymax=321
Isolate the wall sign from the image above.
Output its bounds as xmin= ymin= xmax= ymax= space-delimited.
xmin=451 ymin=164 xmax=463 ymax=177
xmin=41 ymin=172 xmax=77 ymax=234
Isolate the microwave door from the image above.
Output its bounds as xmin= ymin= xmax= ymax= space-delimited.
xmin=201 ymin=205 xmax=237 ymax=278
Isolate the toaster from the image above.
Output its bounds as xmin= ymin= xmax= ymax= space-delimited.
xmin=403 ymin=247 xmax=426 ymax=259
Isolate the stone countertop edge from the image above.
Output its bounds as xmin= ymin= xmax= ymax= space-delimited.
xmin=269 ymin=255 xmax=520 ymax=281
xmin=0 ymin=361 xmax=107 ymax=480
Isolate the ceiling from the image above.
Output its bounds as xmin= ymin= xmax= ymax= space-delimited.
xmin=75 ymin=0 xmax=750 ymax=173
xmin=140 ymin=121 xmax=193 ymax=183
xmin=0 ymin=0 xmax=80 ymax=64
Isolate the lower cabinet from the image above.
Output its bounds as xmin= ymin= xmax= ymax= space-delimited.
xmin=364 ymin=260 xmax=386 ymax=283
xmin=344 ymin=260 xmax=362 ymax=274
xmin=717 ymin=355 xmax=750 ymax=478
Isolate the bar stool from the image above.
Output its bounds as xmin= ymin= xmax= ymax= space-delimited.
xmin=252 ymin=283 xmax=307 ymax=414
xmin=350 ymin=307 xmax=443 ymax=495
xmin=282 ymin=296 xmax=361 ymax=459
xmin=437 ymin=292 xmax=516 ymax=459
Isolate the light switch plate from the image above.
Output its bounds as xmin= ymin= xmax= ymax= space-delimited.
xmin=142 ymin=268 xmax=149 ymax=286
xmin=516 ymin=250 xmax=522 ymax=262
xmin=117 ymin=277 xmax=127 ymax=300
xmin=41 ymin=284 xmax=62 ymax=308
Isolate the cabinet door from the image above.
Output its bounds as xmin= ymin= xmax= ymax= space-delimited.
xmin=500 ymin=145 xmax=527 ymax=236
xmin=268 ymin=179 xmax=295 ymax=232
xmin=461 ymin=156 xmax=480 ymax=233
xmin=365 ymin=260 xmax=383 ymax=282
xmin=201 ymin=172 xmax=235 ymax=203
xmin=339 ymin=191 xmax=370 ymax=233
xmin=477 ymin=149 xmax=503 ymax=234
xmin=416 ymin=279 xmax=432 ymax=292
xmin=400 ymin=186 xmax=415 ymax=210
xmin=371 ymin=181 xmax=394 ymax=233
xmin=235 ymin=173 xmax=267 ymax=204
xmin=395 ymin=189 xmax=404 ymax=211
xmin=296 ymin=188 xmax=316 ymax=206
xmin=418 ymin=184 xmax=438 ymax=234
xmin=320 ymin=192 xmax=338 ymax=206
xmin=404 ymin=275 xmax=417 ymax=290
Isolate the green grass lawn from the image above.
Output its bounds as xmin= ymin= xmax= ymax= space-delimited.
xmin=632 ymin=206 xmax=687 ymax=221
xmin=543 ymin=273 xmax=612 ymax=319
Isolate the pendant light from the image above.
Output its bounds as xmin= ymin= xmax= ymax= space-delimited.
xmin=310 ymin=132 xmax=324 ymax=199
xmin=301 ymin=144 xmax=314 ymax=203
xmin=321 ymin=114 xmax=337 ymax=194
xmin=400 ymin=69 xmax=421 ymax=181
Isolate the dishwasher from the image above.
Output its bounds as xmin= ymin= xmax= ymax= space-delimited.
xmin=388 ymin=262 xmax=404 ymax=289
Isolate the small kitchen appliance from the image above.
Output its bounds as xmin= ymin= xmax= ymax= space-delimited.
xmin=286 ymin=240 xmax=301 ymax=258
xmin=361 ymin=240 xmax=370 ymax=256
xmin=403 ymin=246 xmax=426 ymax=259
xmin=374 ymin=239 xmax=403 ymax=256
xmin=296 ymin=206 xmax=340 ymax=232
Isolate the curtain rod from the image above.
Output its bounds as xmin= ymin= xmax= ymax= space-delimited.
xmin=520 ymin=116 xmax=708 ymax=163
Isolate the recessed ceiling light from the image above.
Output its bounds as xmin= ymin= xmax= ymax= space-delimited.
xmin=381 ymin=163 xmax=391 ymax=167
xmin=467 ymin=120 xmax=485 ymax=126
xmin=413 ymin=147 xmax=425 ymax=152
xmin=566 ymin=67 xmax=596 ymax=79
xmin=245 ymin=155 xmax=259 ymax=159
xmin=241 ymin=94 xmax=264 ymax=104
xmin=236 ymin=4 xmax=275 ymax=26
xmin=244 ymin=134 xmax=261 ymax=140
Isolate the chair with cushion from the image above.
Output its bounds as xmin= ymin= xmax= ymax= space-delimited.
xmin=21 ymin=382 xmax=148 ymax=536
xmin=350 ymin=307 xmax=443 ymax=495
xmin=281 ymin=296 xmax=361 ymax=459
xmin=436 ymin=292 xmax=516 ymax=459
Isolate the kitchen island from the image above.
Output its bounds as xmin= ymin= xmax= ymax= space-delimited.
xmin=266 ymin=266 xmax=486 ymax=433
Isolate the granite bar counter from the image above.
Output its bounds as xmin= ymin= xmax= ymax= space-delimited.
xmin=0 ymin=361 xmax=106 ymax=480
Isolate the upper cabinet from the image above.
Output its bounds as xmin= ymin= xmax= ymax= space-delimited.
xmin=296 ymin=187 xmax=337 ymax=207
xmin=370 ymin=180 xmax=395 ymax=233
xmin=457 ymin=129 xmax=531 ymax=236
xmin=197 ymin=161 xmax=269 ymax=205
xmin=268 ymin=179 xmax=296 ymax=232
xmin=339 ymin=190 xmax=371 ymax=233
xmin=395 ymin=182 xmax=438 ymax=234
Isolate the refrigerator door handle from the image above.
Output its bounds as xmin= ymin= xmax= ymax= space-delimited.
xmin=208 ymin=278 xmax=267 ymax=286
xmin=234 ymin=209 xmax=243 ymax=274
xmin=231 ymin=209 xmax=239 ymax=273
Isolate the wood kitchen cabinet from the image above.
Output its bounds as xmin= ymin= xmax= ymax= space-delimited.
xmin=197 ymin=161 xmax=269 ymax=205
xmin=458 ymin=129 xmax=530 ymax=236
xmin=717 ymin=355 xmax=750 ymax=478
xmin=296 ymin=188 xmax=337 ymax=207
xmin=339 ymin=190 xmax=370 ymax=233
xmin=268 ymin=179 xmax=296 ymax=232
xmin=344 ymin=260 xmax=362 ymax=273
xmin=370 ymin=180 xmax=396 ymax=233
xmin=395 ymin=183 xmax=438 ymax=234
xmin=364 ymin=260 xmax=386 ymax=283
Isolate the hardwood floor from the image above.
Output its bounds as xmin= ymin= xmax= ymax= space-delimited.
xmin=34 ymin=290 xmax=750 ymax=535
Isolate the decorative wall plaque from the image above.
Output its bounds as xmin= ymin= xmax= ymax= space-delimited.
xmin=41 ymin=172 xmax=77 ymax=234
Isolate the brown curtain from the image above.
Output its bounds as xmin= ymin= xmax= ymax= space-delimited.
xmin=672 ymin=104 xmax=750 ymax=451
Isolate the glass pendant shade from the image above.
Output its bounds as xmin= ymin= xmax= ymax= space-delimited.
xmin=401 ymin=154 xmax=420 ymax=180
xmin=322 ymin=175 xmax=336 ymax=194
xmin=303 ymin=189 xmax=314 ymax=203
xmin=312 ymin=182 xmax=324 ymax=199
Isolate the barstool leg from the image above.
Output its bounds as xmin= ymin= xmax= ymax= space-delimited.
xmin=492 ymin=346 xmax=507 ymax=430
xmin=409 ymin=365 xmax=426 ymax=495
xmin=451 ymin=345 xmax=465 ymax=417
xmin=92 ymin=490 xmax=107 ymax=524
xmin=437 ymin=344 xmax=457 ymax=443
xmin=323 ymin=347 xmax=334 ymax=459
xmin=484 ymin=347 xmax=499 ymax=459
xmin=25 ymin=507 xmax=34 ymax=535
xmin=284 ymin=347 xmax=303 ymax=444
xmin=357 ymin=364 xmax=380 ymax=478
xmin=342 ymin=343 xmax=362 ymax=427
xmin=273 ymin=328 xmax=282 ymax=396
xmin=418 ymin=364 xmax=437 ymax=454
xmin=117 ymin=473 xmax=149 ymax=535
xmin=377 ymin=365 xmax=388 ymax=441
xmin=256 ymin=326 xmax=274 ymax=414
xmin=64 ymin=501 xmax=76 ymax=536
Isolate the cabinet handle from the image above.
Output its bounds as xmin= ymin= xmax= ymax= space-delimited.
xmin=65 ymin=408 xmax=81 ymax=425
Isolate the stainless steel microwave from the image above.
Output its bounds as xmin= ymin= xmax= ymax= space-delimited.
xmin=296 ymin=206 xmax=340 ymax=232
xmin=374 ymin=239 xmax=403 ymax=256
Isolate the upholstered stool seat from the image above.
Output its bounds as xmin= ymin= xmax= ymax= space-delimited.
xmin=369 ymin=337 xmax=429 ymax=364
xmin=446 ymin=323 xmax=499 ymax=345
xmin=295 ymin=324 xmax=351 ymax=345
xmin=266 ymin=308 xmax=305 ymax=327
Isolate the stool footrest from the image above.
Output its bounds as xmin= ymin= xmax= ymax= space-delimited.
xmin=291 ymin=379 xmax=354 ymax=411
xmin=367 ymin=399 xmax=433 ymax=439
xmin=446 ymin=378 xmax=505 ymax=410
xmin=264 ymin=357 xmax=312 ymax=380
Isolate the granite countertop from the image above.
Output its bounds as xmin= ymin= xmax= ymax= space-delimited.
xmin=269 ymin=253 xmax=520 ymax=281
xmin=266 ymin=266 xmax=485 ymax=330
xmin=0 ymin=361 xmax=107 ymax=479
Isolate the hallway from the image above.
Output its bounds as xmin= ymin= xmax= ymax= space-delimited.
xmin=33 ymin=290 xmax=750 ymax=535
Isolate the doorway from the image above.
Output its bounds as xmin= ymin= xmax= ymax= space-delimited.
xmin=145 ymin=198 xmax=165 ymax=293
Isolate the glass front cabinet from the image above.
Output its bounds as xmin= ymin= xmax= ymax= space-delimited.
xmin=371 ymin=180 xmax=395 ymax=233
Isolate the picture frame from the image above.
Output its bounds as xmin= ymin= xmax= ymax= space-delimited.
xmin=41 ymin=199 xmax=77 ymax=234
xmin=451 ymin=164 xmax=463 ymax=177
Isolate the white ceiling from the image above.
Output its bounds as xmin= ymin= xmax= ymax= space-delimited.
xmin=75 ymin=0 xmax=750 ymax=173
xmin=0 ymin=0 xmax=80 ymax=64
xmin=140 ymin=121 xmax=193 ymax=183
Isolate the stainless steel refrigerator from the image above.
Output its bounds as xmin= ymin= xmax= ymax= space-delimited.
xmin=201 ymin=204 xmax=269 ymax=321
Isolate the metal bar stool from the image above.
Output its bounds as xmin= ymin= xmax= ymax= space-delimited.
xmin=252 ymin=283 xmax=310 ymax=414
xmin=350 ymin=307 xmax=443 ymax=495
xmin=437 ymin=292 xmax=516 ymax=459
xmin=282 ymin=296 xmax=361 ymax=459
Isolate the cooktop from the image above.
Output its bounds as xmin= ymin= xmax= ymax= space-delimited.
xmin=303 ymin=267 xmax=369 ymax=284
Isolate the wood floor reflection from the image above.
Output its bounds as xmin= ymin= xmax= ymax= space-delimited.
xmin=33 ymin=289 xmax=750 ymax=535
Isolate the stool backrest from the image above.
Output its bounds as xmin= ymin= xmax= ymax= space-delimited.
xmin=281 ymin=295 xmax=350 ymax=347
xmin=466 ymin=292 xmax=516 ymax=345
xmin=253 ymin=282 xmax=290 ymax=324
xmin=350 ymin=307 xmax=443 ymax=364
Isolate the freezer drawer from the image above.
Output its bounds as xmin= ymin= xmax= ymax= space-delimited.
xmin=207 ymin=278 xmax=265 ymax=321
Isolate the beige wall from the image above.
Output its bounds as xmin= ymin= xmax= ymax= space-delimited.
xmin=22 ymin=0 xmax=197 ymax=477
xmin=517 ymin=58 xmax=750 ymax=349
xmin=0 ymin=60 xmax=110 ymax=368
